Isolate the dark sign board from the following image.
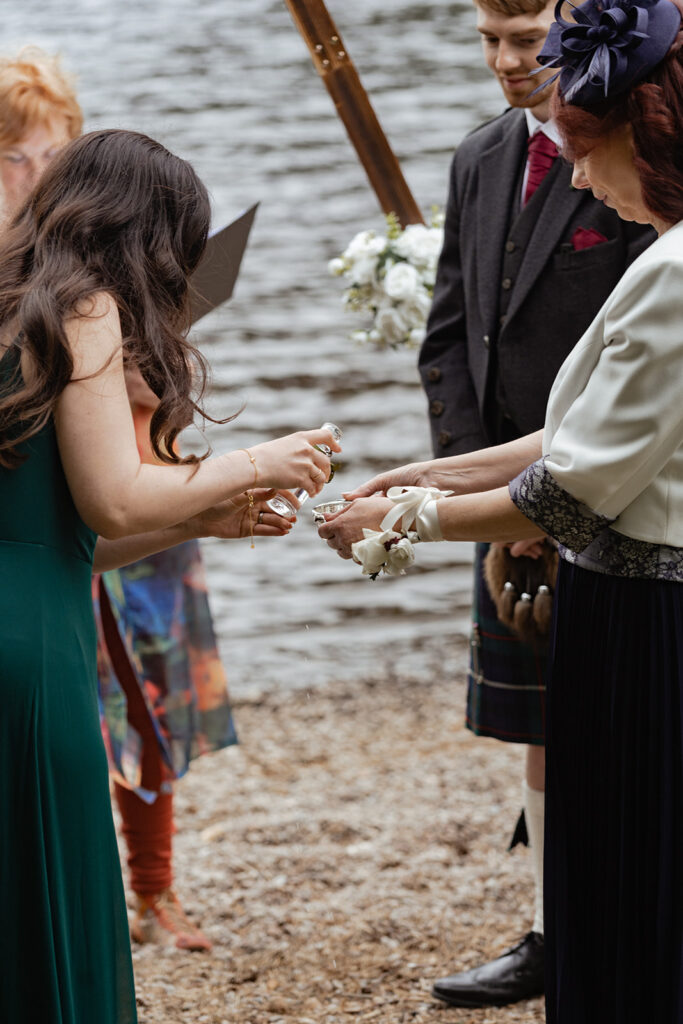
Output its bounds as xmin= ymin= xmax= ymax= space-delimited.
xmin=189 ymin=203 xmax=259 ymax=325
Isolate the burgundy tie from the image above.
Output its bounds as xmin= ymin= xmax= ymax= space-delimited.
xmin=524 ymin=132 xmax=559 ymax=205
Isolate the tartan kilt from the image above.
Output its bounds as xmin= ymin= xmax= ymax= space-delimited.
xmin=466 ymin=542 xmax=548 ymax=745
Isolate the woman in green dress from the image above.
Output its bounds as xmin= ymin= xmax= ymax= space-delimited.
xmin=0 ymin=127 xmax=338 ymax=1023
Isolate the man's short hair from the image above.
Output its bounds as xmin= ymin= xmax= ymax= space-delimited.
xmin=0 ymin=47 xmax=82 ymax=148
xmin=476 ymin=0 xmax=551 ymax=16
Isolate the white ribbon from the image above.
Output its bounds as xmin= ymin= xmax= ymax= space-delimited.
xmin=380 ymin=486 xmax=453 ymax=541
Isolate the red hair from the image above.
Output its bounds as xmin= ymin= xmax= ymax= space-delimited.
xmin=475 ymin=0 xmax=550 ymax=15
xmin=554 ymin=49 xmax=683 ymax=225
xmin=0 ymin=47 xmax=82 ymax=148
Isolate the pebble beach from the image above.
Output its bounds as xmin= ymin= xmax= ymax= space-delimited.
xmin=125 ymin=650 xmax=545 ymax=1024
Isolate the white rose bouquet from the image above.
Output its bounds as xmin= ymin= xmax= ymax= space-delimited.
xmin=329 ymin=210 xmax=444 ymax=350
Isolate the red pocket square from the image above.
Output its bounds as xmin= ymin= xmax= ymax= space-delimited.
xmin=572 ymin=226 xmax=609 ymax=251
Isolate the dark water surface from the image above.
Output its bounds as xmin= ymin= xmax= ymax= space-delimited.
xmin=6 ymin=1 xmax=505 ymax=692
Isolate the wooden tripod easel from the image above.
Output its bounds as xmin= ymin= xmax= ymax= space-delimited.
xmin=284 ymin=0 xmax=425 ymax=227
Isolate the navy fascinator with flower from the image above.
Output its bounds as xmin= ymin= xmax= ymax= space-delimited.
xmin=535 ymin=0 xmax=681 ymax=106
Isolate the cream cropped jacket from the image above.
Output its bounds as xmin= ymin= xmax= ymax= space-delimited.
xmin=510 ymin=220 xmax=683 ymax=579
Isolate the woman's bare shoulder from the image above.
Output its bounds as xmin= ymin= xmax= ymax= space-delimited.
xmin=70 ymin=290 xmax=119 ymax=323
xmin=66 ymin=291 xmax=123 ymax=378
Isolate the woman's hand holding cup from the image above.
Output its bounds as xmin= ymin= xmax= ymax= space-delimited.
xmin=189 ymin=488 xmax=297 ymax=540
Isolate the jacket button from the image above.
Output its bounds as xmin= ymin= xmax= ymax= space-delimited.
xmin=438 ymin=430 xmax=452 ymax=448
xmin=505 ymin=240 xmax=516 ymax=253
xmin=483 ymin=334 xmax=490 ymax=349
xmin=502 ymin=277 xmax=512 ymax=290
xmin=430 ymin=399 xmax=445 ymax=417
xmin=428 ymin=367 xmax=442 ymax=382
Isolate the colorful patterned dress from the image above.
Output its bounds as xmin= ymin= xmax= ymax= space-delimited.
xmin=95 ymin=404 xmax=237 ymax=800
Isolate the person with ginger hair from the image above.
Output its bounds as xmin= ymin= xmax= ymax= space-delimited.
xmin=0 ymin=47 xmax=82 ymax=218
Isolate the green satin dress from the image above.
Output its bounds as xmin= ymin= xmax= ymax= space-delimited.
xmin=0 ymin=349 xmax=137 ymax=1023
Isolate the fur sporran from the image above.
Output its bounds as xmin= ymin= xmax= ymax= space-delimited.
xmin=483 ymin=542 xmax=559 ymax=645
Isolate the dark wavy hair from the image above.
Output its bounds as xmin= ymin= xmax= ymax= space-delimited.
xmin=0 ymin=128 xmax=218 ymax=468
xmin=554 ymin=48 xmax=683 ymax=226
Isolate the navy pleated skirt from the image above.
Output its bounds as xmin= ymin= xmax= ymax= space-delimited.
xmin=545 ymin=560 xmax=683 ymax=1024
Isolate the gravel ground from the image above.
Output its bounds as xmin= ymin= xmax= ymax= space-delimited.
xmin=125 ymin=648 xmax=545 ymax=1024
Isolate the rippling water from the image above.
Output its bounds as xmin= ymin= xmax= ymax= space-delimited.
xmin=6 ymin=0 xmax=505 ymax=692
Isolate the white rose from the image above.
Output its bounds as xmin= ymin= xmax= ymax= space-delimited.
xmin=351 ymin=256 xmax=378 ymax=286
xmin=344 ymin=230 xmax=387 ymax=261
xmin=367 ymin=235 xmax=388 ymax=257
xmin=384 ymin=261 xmax=419 ymax=302
xmin=351 ymin=528 xmax=397 ymax=576
xmin=343 ymin=230 xmax=373 ymax=259
xmin=392 ymin=224 xmax=427 ymax=257
xmin=328 ymin=257 xmax=346 ymax=277
xmin=393 ymin=225 xmax=443 ymax=268
xmin=404 ymin=288 xmax=433 ymax=325
xmin=384 ymin=536 xmax=416 ymax=576
xmin=375 ymin=305 xmax=409 ymax=347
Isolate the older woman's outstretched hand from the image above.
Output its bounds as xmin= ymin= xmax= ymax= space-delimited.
xmin=343 ymin=461 xmax=434 ymax=500
xmin=317 ymin=495 xmax=393 ymax=559
xmin=249 ymin=428 xmax=342 ymax=496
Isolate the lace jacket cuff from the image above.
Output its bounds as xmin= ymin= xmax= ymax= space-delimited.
xmin=509 ymin=457 xmax=615 ymax=553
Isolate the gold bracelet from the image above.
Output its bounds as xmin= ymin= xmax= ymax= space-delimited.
xmin=240 ymin=448 xmax=259 ymax=487
xmin=247 ymin=491 xmax=255 ymax=549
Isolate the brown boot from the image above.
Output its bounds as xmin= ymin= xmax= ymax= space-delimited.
xmin=130 ymin=888 xmax=212 ymax=951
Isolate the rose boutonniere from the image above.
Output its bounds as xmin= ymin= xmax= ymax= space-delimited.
xmin=350 ymin=486 xmax=454 ymax=579
xmin=352 ymin=528 xmax=420 ymax=579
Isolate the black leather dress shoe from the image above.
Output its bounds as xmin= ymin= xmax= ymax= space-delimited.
xmin=431 ymin=931 xmax=544 ymax=1008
